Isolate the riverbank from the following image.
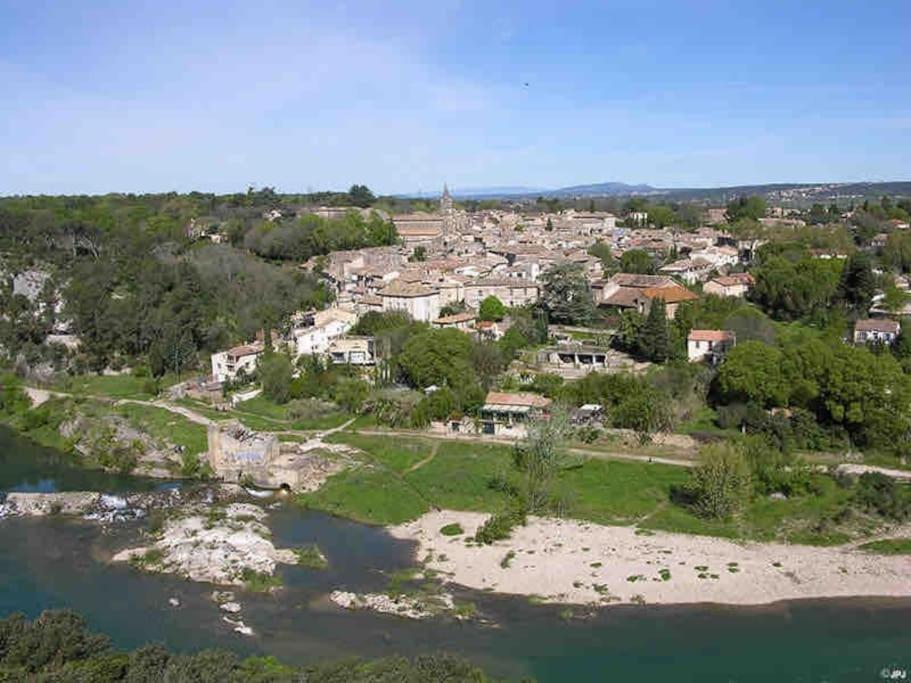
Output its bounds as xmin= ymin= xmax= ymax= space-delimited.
xmin=390 ymin=510 xmax=911 ymax=607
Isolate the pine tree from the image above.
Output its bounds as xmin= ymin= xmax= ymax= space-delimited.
xmin=639 ymin=298 xmax=669 ymax=362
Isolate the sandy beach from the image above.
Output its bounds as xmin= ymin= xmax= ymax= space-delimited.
xmin=389 ymin=510 xmax=911 ymax=606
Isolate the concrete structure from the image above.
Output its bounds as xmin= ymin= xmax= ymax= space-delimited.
xmin=206 ymin=422 xmax=341 ymax=491
xmin=207 ymin=421 xmax=280 ymax=483
xmin=687 ymin=330 xmax=736 ymax=365
xmin=210 ymin=342 xmax=265 ymax=383
xmin=379 ymin=281 xmax=441 ymax=322
xmin=479 ymin=391 xmax=551 ymax=437
xmin=704 ymin=273 xmax=754 ymax=298
xmin=853 ymin=319 xmax=900 ymax=345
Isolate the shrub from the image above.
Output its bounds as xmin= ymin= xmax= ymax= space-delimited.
xmin=286 ymin=398 xmax=338 ymax=422
xmin=440 ymin=523 xmax=463 ymax=536
xmin=473 ymin=503 xmax=527 ymax=545
xmin=853 ymin=472 xmax=910 ymax=521
xmin=687 ymin=443 xmax=752 ymax=519
xmin=294 ymin=544 xmax=328 ymax=570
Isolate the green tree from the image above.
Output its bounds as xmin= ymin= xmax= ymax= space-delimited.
xmin=397 ymin=328 xmax=475 ymax=389
xmin=837 ymin=252 xmax=875 ymax=312
xmin=259 ymin=352 xmax=293 ymax=404
xmin=619 ymin=249 xmax=655 ymax=274
xmin=513 ymin=410 xmax=571 ymax=513
xmin=638 ymin=299 xmax=670 ymax=362
xmin=647 ymin=204 xmax=676 ymax=228
xmin=688 ymin=443 xmax=752 ymax=519
xmin=347 ymin=184 xmax=375 ymax=208
xmin=409 ymin=245 xmax=426 ymax=262
xmin=587 ymin=240 xmax=615 ymax=269
xmin=478 ymin=295 xmax=506 ymax=321
xmin=716 ymin=341 xmax=789 ymax=407
xmin=538 ymin=263 xmax=595 ymax=325
xmin=726 ymin=195 xmax=766 ymax=222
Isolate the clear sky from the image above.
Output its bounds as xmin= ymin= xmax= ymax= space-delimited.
xmin=1 ymin=0 xmax=909 ymax=195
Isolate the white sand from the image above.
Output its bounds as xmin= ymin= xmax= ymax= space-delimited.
xmin=389 ymin=511 xmax=911 ymax=606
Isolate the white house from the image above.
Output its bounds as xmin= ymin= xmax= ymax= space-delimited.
xmin=211 ymin=342 xmax=265 ymax=383
xmin=853 ymin=319 xmax=900 ymax=345
xmin=292 ymin=307 xmax=356 ymax=357
xmin=327 ymin=336 xmax=376 ymax=365
xmin=659 ymin=257 xmax=714 ymax=285
xmin=687 ymin=330 xmax=736 ymax=365
xmin=379 ymin=281 xmax=441 ymax=322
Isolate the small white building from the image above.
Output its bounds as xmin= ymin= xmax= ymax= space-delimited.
xmin=378 ymin=281 xmax=441 ymax=323
xmin=853 ymin=319 xmax=900 ymax=345
xmin=211 ymin=342 xmax=265 ymax=383
xmin=687 ymin=330 xmax=736 ymax=365
xmin=292 ymin=307 xmax=356 ymax=357
xmin=479 ymin=391 xmax=551 ymax=437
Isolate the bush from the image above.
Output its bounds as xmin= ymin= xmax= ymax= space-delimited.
xmin=687 ymin=443 xmax=752 ymax=519
xmin=440 ymin=523 xmax=463 ymax=536
xmin=286 ymin=398 xmax=338 ymax=422
xmin=854 ymin=472 xmax=910 ymax=521
xmin=473 ymin=503 xmax=527 ymax=545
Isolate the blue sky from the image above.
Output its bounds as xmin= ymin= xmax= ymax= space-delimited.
xmin=1 ymin=0 xmax=909 ymax=195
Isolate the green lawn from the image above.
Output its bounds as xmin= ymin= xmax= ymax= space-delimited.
xmin=114 ymin=403 xmax=208 ymax=456
xmin=300 ymin=466 xmax=429 ymax=525
xmin=303 ymin=431 xmax=878 ymax=546
xmin=63 ymin=373 xmax=179 ymax=400
xmin=555 ymin=457 xmax=690 ymax=525
xmin=329 ymin=432 xmax=432 ymax=473
xmin=235 ymin=396 xmax=351 ymax=431
xmin=858 ymin=538 xmax=911 ymax=555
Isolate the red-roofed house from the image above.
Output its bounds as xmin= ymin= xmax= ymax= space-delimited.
xmin=687 ymin=330 xmax=736 ymax=364
xmin=853 ymin=319 xmax=900 ymax=346
xmin=480 ymin=391 xmax=551 ymax=437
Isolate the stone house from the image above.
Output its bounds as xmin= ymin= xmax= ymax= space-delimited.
xmin=379 ymin=281 xmax=441 ymax=322
xmin=479 ymin=391 xmax=551 ymax=437
xmin=704 ymin=273 xmax=754 ymax=298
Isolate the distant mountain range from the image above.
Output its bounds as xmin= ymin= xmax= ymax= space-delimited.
xmin=402 ymin=180 xmax=911 ymax=202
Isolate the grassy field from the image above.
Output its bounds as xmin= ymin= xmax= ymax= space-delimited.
xmin=302 ymin=431 xmax=870 ymax=546
xmin=61 ymin=374 xmax=179 ymax=400
xmin=114 ymin=402 xmax=208 ymax=456
xmin=235 ymin=396 xmax=351 ymax=431
xmin=858 ymin=538 xmax=911 ymax=555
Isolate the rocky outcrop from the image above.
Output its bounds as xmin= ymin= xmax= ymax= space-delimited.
xmin=329 ymin=590 xmax=457 ymax=620
xmin=2 ymin=492 xmax=102 ymax=516
xmin=113 ymin=503 xmax=296 ymax=586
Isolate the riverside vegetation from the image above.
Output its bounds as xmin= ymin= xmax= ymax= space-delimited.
xmin=0 ymin=610 xmax=501 ymax=682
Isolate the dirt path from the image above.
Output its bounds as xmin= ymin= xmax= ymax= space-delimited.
xmin=406 ymin=441 xmax=440 ymax=474
xmin=356 ymin=428 xmax=697 ymax=469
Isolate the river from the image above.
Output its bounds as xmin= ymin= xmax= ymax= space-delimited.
xmin=0 ymin=426 xmax=908 ymax=682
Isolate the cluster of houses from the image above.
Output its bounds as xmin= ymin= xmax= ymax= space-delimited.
xmin=203 ymin=191 xmax=911 ymax=436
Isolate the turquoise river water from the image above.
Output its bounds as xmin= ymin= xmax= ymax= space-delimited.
xmin=0 ymin=426 xmax=908 ymax=682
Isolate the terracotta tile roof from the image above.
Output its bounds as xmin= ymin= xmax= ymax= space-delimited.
xmin=711 ymin=273 xmax=754 ymax=287
xmin=602 ymin=286 xmax=642 ymax=308
xmin=434 ymin=311 xmax=477 ymax=324
xmin=379 ymin=281 xmax=439 ymax=298
xmin=643 ymin=284 xmax=698 ymax=304
xmin=484 ymin=391 xmax=551 ymax=409
xmin=608 ymin=273 xmax=674 ymax=289
xmin=855 ymin=319 xmax=900 ymax=334
xmin=688 ymin=329 xmax=735 ymax=342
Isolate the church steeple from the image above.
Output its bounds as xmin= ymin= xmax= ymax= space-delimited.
xmin=440 ymin=183 xmax=453 ymax=212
